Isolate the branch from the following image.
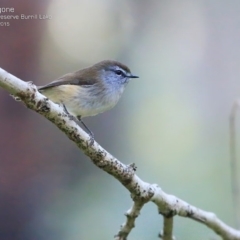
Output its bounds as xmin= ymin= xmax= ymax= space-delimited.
xmin=230 ymin=100 xmax=240 ymax=229
xmin=0 ymin=67 xmax=240 ymax=239
xmin=159 ymin=217 xmax=174 ymax=240
xmin=115 ymin=199 xmax=145 ymax=239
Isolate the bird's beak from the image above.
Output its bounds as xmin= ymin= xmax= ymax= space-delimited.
xmin=129 ymin=74 xmax=139 ymax=79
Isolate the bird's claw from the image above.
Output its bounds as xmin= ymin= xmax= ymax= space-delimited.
xmin=88 ymin=131 xmax=95 ymax=146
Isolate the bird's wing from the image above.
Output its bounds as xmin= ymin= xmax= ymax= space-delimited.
xmin=38 ymin=72 xmax=97 ymax=90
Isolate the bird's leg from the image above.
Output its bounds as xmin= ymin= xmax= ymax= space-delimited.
xmin=62 ymin=104 xmax=94 ymax=145
xmin=77 ymin=116 xmax=94 ymax=145
xmin=62 ymin=104 xmax=75 ymax=121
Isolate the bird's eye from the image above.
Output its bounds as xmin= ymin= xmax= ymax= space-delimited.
xmin=115 ymin=70 xmax=124 ymax=76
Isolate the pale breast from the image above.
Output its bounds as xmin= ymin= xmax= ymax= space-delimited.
xmin=39 ymin=84 xmax=125 ymax=118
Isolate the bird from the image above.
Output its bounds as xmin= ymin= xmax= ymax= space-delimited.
xmin=38 ymin=60 xmax=139 ymax=142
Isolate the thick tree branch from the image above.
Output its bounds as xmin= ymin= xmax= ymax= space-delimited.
xmin=0 ymin=67 xmax=240 ymax=239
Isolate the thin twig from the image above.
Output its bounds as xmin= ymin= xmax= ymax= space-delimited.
xmin=230 ymin=100 xmax=240 ymax=229
xmin=159 ymin=217 xmax=174 ymax=240
xmin=115 ymin=200 xmax=145 ymax=240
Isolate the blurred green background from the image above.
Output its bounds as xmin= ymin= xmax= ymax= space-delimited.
xmin=0 ymin=0 xmax=239 ymax=239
